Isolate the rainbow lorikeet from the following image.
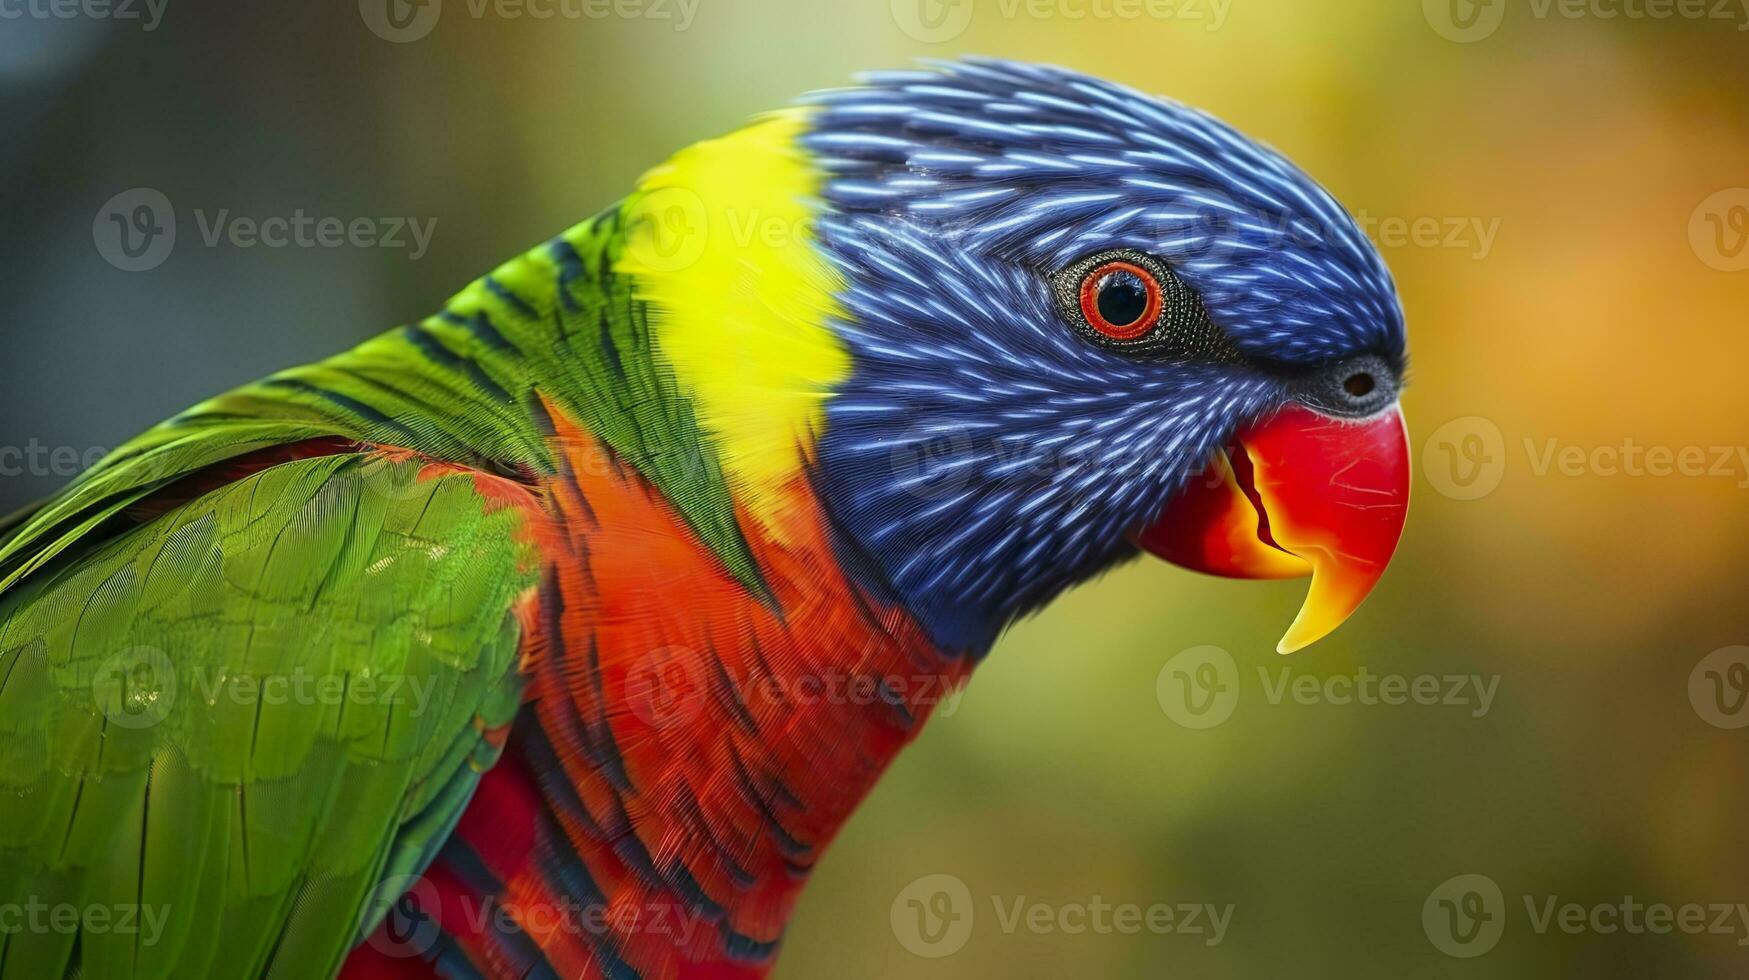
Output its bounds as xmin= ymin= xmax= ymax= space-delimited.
xmin=0 ymin=58 xmax=1409 ymax=979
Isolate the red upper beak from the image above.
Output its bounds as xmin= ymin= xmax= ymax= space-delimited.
xmin=1136 ymin=404 xmax=1410 ymax=653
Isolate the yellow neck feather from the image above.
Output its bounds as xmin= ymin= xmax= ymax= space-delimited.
xmin=616 ymin=109 xmax=850 ymax=533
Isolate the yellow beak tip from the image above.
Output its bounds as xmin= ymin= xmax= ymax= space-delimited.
xmin=1276 ymin=634 xmax=1313 ymax=656
xmin=1275 ymin=604 xmax=1340 ymax=655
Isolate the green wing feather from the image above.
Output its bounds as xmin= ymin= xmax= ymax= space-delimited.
xmin=0 ymin=449 xmax=537 ymax=980
xmin=2 ymin=208 xmax=759 ymax=599
xmin=0 ymin=200 xmax=774 ymax=979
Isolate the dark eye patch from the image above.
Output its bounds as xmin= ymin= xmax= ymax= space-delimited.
xmin=1050 ymin=248 xmax=1243 ymax=363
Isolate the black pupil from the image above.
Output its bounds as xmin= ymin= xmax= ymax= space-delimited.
xmin=1343 ymin=372 xmax=1376 ymax=397
xmin=1096 ymin=271 xmax=1150 ymax=327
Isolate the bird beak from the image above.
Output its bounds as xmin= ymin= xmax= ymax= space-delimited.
xmin=1135 ymin=404 xmax=1410 ymax=653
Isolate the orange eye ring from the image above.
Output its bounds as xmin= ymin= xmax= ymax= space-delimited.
xmin=1078 ymin=260 xmax=1164 ymax=341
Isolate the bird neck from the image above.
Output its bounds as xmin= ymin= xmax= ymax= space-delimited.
xmin=403 ymin=400 xmax=975 ymax=977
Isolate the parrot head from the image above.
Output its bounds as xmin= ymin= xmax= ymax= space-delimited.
xmin=618 ymin=57 xmax=1409 ymax=658
xmin=798 ymin=59 xmax=1411 ymax=655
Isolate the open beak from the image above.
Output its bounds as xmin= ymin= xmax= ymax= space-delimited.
xmin=1136 ymin=404 xmax=1410 ymax=654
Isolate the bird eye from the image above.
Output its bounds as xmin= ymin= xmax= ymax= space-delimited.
xmin=1343 ymin=372 xmax=1376 ymax=398
xmin=1078 ymin=261 xmax=1163 ymax=341
xmin=1051 ymin=249 xmax=1238 ymax=363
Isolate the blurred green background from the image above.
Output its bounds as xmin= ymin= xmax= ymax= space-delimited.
xmin=2 ymin=1 xmax=1747 ymax=977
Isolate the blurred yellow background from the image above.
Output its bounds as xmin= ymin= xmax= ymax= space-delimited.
xmin=2 ymin=1 xmax=1746 ymax=977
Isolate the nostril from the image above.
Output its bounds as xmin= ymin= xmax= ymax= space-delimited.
xmin=1342 ymin=372 xmax=1376 ymax=398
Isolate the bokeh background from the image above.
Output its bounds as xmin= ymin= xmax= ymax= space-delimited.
xmin=3 ymin=1 xmax=1747 ymax=977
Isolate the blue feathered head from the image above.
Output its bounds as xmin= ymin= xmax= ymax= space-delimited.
xmin=806 ymin=58 xmax=1411 ymax=654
